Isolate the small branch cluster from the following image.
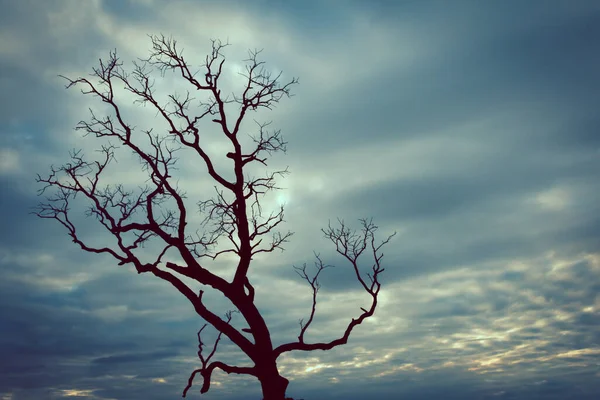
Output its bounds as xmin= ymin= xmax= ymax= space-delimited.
xmin=323 ymin=218 xmax=395 ymax=295
xmin=234 ymin=48 xmax=299 ymax=112
xmin=34 ymin=146 xmax=172 ymax=272
xmin=246 ymin=167 xmax=294 ymax=257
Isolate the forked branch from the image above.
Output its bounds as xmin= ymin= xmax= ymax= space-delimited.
xmin=293 ymin=253 xmax=333 ymax=343
xmin=183 ymin=311 xmax=257 ymax=397
xmin=276 ymin=219 xmax=396 ymax=358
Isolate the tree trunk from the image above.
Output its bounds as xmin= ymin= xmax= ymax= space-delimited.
xmin=258 ymin=365 xmax=290 ymax=400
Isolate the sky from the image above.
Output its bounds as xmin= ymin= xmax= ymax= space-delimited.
xmin=0 ymin=0 xmax=599 ymax=399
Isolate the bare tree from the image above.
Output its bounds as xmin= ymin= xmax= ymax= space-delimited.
xmin=34 ymin=35 xmax=396 ymax=400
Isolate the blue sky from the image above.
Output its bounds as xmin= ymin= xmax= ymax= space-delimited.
xmin=1 ymin=0 xmax=599 ymax=399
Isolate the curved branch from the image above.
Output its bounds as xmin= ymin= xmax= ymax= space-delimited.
xmin=150 ymin=267 xmax=256 ymax=359
xmin=274 ymin=296 xmax=378 ymax=358
xmin=293 ymin=253 xmax=332 ymax=343
xmin=183 ymin=361 xmax=256 ymax=397
xmin=275 ymin=219 xmax=396 ymax=359
xmin=182 ymin=310 xmax=257 ymax=397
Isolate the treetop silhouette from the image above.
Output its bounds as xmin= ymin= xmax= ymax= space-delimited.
xmin=34 ymin=34 xmax=396 ymax=400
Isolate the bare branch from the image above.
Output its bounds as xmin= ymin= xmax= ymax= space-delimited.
xmin=183 ymin=361 xmax=256 ymax=397
xmin=294 ymin=253 xmax=333 ymax=343
xmin=153 ymin=267 xmax=255 ymax=358
xmin=275 ymin=219 xmax=396 ymax=358
xmin=183 ymin=310 xmax=258 ymax=396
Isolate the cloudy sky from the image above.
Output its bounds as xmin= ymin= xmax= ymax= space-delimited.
xmin=1 ymin=0 xmax=600 ymax=399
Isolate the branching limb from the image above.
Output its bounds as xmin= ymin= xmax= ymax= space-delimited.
xmin=183 ymin=361 xmax=257 ymax=397
xmin=275 ymin=219 xmax=396 ymax=358
xmin=243 ymin=168 xmax=293 ymax=256
xmin=139 ymin=35 xmax=297 ymax=288
xmin=57 ymin=52 xmax=197 ymax=255
xmin=241 ymin=121 xmax=288 ymax=167
xmin=194 ymin=187 xmax=240 ymax=260
xmin=150 ymin=267 xmax=255 ymax=357
xmin=231 ymin=49 xmax=298 ymax=136
xmin=46 ymin=42 xmax=245 ymax=275
xmin=113 ymin=46 xmax=234 ymax=190
xmin=33 ymin=141 xmax=253 ymax=364
xmin=33 ymin=146 xmax=169 ymax=266
xmin=249 ymin=204 xmax=289 ymax=247
xmin=183 ymin=311 xmax=257 ymax=397
xmin=294 ymin=253 xmax=333 ymax=343
xmin=323 ymin=218 xmax=396 ymax=293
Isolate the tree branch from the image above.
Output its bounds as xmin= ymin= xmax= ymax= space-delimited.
xmin=293 ymin=253 xmax=332 ymax=344
xmin=182 ymin=310 xmax=257 ymax=396
xmin=151 ymin=268 xmax=256 ymax=359
xmin=183 ymin=361 xmax=256 ymax=397
xmin=275 ymin=219 xmax=396 ymax=358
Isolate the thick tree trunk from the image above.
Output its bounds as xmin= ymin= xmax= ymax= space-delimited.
xmin=258 ymin=364 xmax=289 ymax=400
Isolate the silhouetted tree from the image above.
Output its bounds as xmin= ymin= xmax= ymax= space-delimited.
xmin=34 ymin=35 xmax=396 ymax=400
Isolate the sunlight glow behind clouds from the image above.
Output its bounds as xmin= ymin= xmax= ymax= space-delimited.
xmin=0 ymin=148 xmax=20 ymax=174
xmin=533 ymin=186 xmax=571 ymax=212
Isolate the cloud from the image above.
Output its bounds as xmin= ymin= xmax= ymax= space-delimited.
xmin=0 ymin=148 xmax=20 ymax=174
xmin=0 ymin=0 xmax=599 ymax=399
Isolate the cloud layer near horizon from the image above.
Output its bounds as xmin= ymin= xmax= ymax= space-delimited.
xmin=1 ymin=1 xmax=599 ymax=399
